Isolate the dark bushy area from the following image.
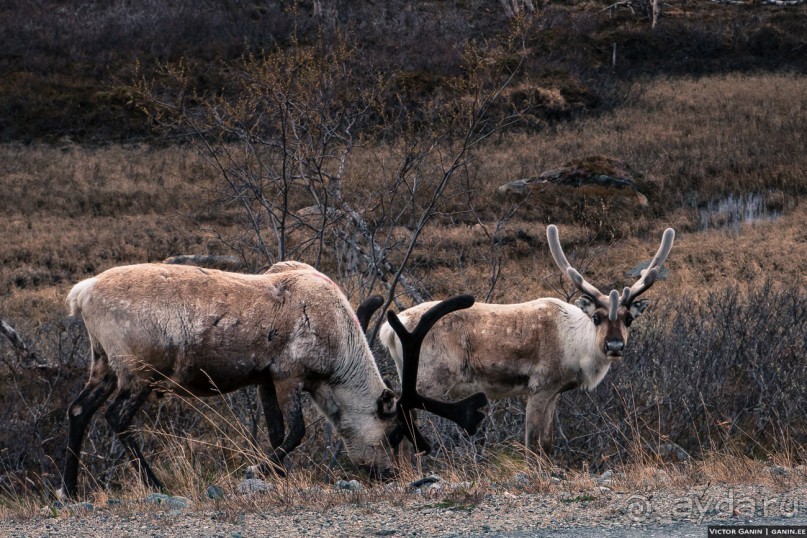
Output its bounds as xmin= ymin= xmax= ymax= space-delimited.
xmin=561 ymin=281 xmax=807 ymax=465
xmin=2 ymin=281 xmax=804 ymax=495
xmin=1 ymin=0 xmax=806 ymax=142
xmin=422 ymin=281 xmax=807 ymax=467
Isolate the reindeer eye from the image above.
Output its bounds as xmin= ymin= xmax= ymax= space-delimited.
xmin=625 ymin=314 xmax=634 ymax=327
xmin=592 ymin=314 xmax=601 ymax=326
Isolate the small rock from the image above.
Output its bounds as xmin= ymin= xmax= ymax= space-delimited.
xmin=409 ymin=475 xmax=441 ymax=489
xmin=550 ymin=477 xmax=562 ymax=485
xmin=206 ymin=484 xmax=225 ymax=500
xmin=106 ymin=499 xmax=122 ymax=506
xmin=651 ymin=468 xmax=671 ymax=485
xmin=237 ymin=478 xmax=273 ymax=495
xmin=334 ymin=479 xmax=363 ymax=492
xmin=513 ymin=472 xmax=530 ymax=485
xmin=596 ymin=470 xmax=614 ymax=486
xmin=145 ymin=493 xmax=191 ymax=509
xmin=496 ymin=179 xmax=530 ymax=198
xmin=770 ymin=465 xmax=789 ymax=477
xmin=427 ymin=483 xmax=443 ymax=497
xmin=66 ymin=502 xmax=94 ymax=512
xmin=597 ymin=486 xmax=612 ymax=494
xmin=145 ymin=493 xmax=172 ymax=505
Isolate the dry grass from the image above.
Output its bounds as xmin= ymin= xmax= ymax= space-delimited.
xmin=0 ymin=72 xmax=805 ymax=510
xmin=1 ymin=72 xmax=805 ymax=318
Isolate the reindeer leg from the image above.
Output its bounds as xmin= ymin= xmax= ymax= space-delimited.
xmin=274 ymin=383 xmax=306 ymax=461
xmin=104 ymin=384 xmax=161 ymax=491
xmin=539 ymin=393 xmax=561 ymax=455
xmin=259 ymin=383 xmax=286 ymax=450
xmin=257 ymin=382 xmax=287 ymax=477
xmin=256 ymin=382 xmax=305 ymax=477
xmin=60 ymin=348 xmax=117 ymax=499
xmin=525 ymin=391 xmax=557 ymax=455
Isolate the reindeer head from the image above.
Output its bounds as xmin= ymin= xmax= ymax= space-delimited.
xmin=547 ymin=225 xmax=675 ymax=361
xmin=349 ymin=295 xmax=488 ymax=474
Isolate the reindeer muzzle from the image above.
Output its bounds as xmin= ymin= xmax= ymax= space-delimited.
xmin=605 ymin=339 xmax=625 ymax=360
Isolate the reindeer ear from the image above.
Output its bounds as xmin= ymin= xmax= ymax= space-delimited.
xmin=630 ymin=299 xmax=650 ymax=318
xmin=575 ymin=296 xmax=597 ymax=316
xmin=376 ymin=388 xmax=396 ymax=418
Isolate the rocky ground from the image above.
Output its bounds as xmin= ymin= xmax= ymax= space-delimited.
xmin=4 ymin=472 xmax=806 ymax=537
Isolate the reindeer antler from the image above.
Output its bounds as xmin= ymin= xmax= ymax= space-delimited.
xmin=546 ymin=225 xmax=675 ymax=309
xmin=546 ymin=225 xmax=610 ymax=307
xmin=386 ymin=295 xmax=488 ymax=452
xmin=622 ymin=228 xmax=675 ymax=305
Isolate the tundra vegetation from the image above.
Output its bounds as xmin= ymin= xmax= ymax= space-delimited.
xmin=0 ymin=0 xmax=806 ymax=515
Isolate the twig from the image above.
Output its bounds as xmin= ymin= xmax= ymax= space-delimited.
xmin=0 ymin=314 xmax=48 ymax=369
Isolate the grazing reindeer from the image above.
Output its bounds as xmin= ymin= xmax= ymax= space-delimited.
xmin=59 ymin=261 xmax=486 ymax=499
xmin=380 ymin=225 xmax=675 ymax=454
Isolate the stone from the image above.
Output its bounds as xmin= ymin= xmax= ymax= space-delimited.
xmin=66 ymin=502 xmax=94 ymax=512
xmin=145 ymin=493 xmax=172 ymax=505
xmin=770 ymin=465 xmax=789 ymax=477
xmin=334 ymin=479 xmax=363 ymax=492
xmin=237 ymin=478 xmax=273 ymax=495
xmin=596 ymin=470 xmax=614 ymax=486
xmin=145 ymin=493 xmax=191 ymax=509
xmin=206 ymin=484 xmax=225 ymax=500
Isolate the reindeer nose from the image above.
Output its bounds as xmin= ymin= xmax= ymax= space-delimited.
xmin=605 ymin=340 xmax=624 ymax=355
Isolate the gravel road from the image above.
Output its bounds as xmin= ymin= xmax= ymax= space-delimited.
xmin=4 ymin=481 xmax=806 ymax=537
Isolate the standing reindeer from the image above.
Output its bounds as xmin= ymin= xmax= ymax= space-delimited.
xmin=59 ymin=261 xmax=486 ymax=499
xmin=380 ymin=225 xmax=675 ymax=454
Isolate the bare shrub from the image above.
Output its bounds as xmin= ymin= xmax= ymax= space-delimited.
xmin=560 ymin=281 xmax=806 ymax=467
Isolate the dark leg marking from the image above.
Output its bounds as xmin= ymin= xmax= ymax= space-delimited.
xmin=274 ymin=383 xmax=305 ymax=461
xmin=61 ymin=350 xmax=117 ymax=499
xmin=104 ymin=385 xmax=162 ymax=491
xmin=256 ymin=382 xmax=305 ymax=477
xmin=259 ymin=383 xmax=285 ymax=450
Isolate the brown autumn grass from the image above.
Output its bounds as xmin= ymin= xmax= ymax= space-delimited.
xmin=0 ymin=72 xmax=805 ymax=515
xmin=1 ymin=72 xmax=805 ymax=320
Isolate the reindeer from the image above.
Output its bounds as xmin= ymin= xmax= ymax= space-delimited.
xmin=380 ymin=225 xmax=675 ymax=454
xmin=59 ymin=261 xmax=486 ymax=499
